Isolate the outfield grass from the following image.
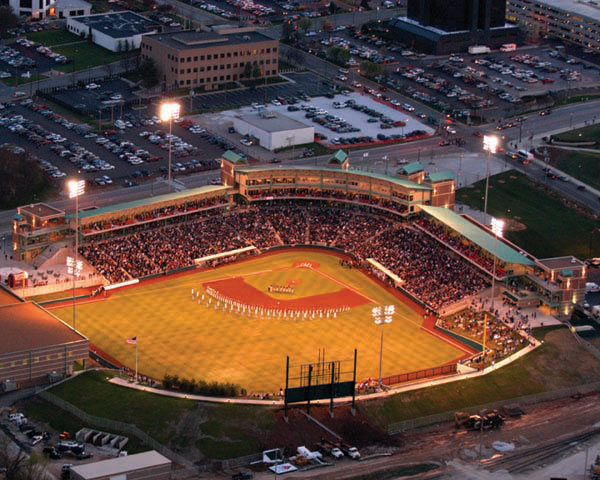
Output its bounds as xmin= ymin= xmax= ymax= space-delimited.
xmin=549 ymin=148 xmax=600 ymax=191
xmin=48 ymin=251 xmax=466 ymax=394
xmin=456 ymin=170 xmax=600 ymax=259
xmin=552 ymin=123 xmax=600 ymax=147
xmin=54 ymin=43 xmax=137 ymax=72
xmin=26 ymin=29 xmax=83 ymax=46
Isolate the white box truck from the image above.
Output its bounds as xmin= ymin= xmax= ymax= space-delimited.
xmin=469 ymin=45 xmax=491 ymax=55
xmin=501 ymin=43 xmax=517 ymax=52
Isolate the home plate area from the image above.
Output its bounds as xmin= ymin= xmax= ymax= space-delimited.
xmin=200 ymin=261 xmax=369 ymax=319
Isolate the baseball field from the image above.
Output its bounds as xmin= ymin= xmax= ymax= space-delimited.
xmin=48 ymin=250 xmax=469 ymax=394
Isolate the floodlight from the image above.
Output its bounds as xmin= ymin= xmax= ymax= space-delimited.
xmin=160 ymin=102 xmax=180 ymax=122
xmin=483 ymin=135 xmax=499 ymax=155
xmin=68 ymin=179 xmax=85 ymax=199
xmin=491 ymin=218 xmax=505 ymax=238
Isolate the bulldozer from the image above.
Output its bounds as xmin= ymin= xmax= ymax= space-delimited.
xmin=454 ymin=410 xmax=504 ymax=431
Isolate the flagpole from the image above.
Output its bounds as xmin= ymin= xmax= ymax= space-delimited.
xmin=135 ymin=341 xmax=138 ymax=384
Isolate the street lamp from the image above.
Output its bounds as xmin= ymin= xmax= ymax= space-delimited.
xmin=482 ymin=135 xmax=498 ymax=227
xmin=68 ymin=179 xmax=85 ymax=330
xmin=483 ymin=218 xmax=504 ymax=367
xmin=373 ymin=304 xmax=394 ymax=390
xmin=159 ymin=102 xmax=180 ymax=190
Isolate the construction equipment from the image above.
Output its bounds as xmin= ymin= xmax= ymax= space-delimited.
xmin=454 ymin=410 xmax=504 ymax=431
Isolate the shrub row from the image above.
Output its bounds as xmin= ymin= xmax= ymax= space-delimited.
xmin=162 ymin=375 xmax=246 ymax=397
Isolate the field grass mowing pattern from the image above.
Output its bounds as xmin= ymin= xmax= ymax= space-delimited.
xmin=49 ymin=251 xmax=465 ymax=394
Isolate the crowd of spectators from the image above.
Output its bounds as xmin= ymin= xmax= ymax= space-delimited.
xmin=80 ymin=203 xmax=489 ymax=309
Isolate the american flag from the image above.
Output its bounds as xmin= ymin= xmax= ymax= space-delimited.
xmin=126 ymin=336 xmax=137 ymax=345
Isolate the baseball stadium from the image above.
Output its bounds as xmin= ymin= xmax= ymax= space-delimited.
xmin=7 ymin=152 xmax=586 ymax=395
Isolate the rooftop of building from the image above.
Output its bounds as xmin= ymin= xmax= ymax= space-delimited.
xmin=68 ymin=11 xmax=157 ymax=38
xmin=65 ymin=185 xmax=231 ymax=220
xmin=18 ymin=203 xmax=64 ymax=219
xmin=522 ymin=0 xmax=600 ymax=22
xmin=71 ymin=451 xmax=170 ymax=480
xmin=236 ymin=111 xmax=312 ymax=133
xmin=55 ymin=0 xmax=91 ymax=10
xmin=143 ymin=29 xmax=275 ymax=50
xmin=421 ymin=206 xmax=535 ymax=266
xmin=0 ymin=302 xmax=87 ymax=355
xmin=537 ymin=256 xmax=585 ymax=271
xmin=398 ymin=161 xmax=424 ymax=175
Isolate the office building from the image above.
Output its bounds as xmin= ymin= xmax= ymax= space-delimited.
xmin=392 ymin=0 xmax=519 ymax=54
xmin=140 ymin=28 xmax=279 ymax=90
xmin=507 ymin=0 xmax=600 ymax=52
xmin=10 ymin=0 xmax=55 ymax=19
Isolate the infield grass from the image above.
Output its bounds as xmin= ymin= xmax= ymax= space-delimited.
xmin=49 ymin=251 xmax=466 ymax=394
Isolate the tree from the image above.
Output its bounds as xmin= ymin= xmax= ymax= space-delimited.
xmin=252 ymin=63 xmax=261 ymax=78
xmin=298 ymin=17 xmax=312 ymax=34
xmin=157 ymin=3 xmax=172 ymax=11
xmin=328 ymin=1 xmax=338 ymax=14
xmin=360 ymin=0 xmax=371 ymax=10
xmin=360 ymin=60 xmax=382 ymax=78
xmin=322 ymin=20 xmax=333 ymax=39
xmin=0 ymin=148 xmax=51 ymax=209
xmin=142 ymin=0 xmax=156 ymax=10
xmin=117 ymin=40 xmax=124 ymax=52
xmin=327 ymin=46 xmax=351 ymax=65
xmin=0 ymin=6 xmax=19 ymax=37
xmin=243 ymin=62 xmax=253 ymax=79
xmin=136 ymin=57 xmax=159 ymax=88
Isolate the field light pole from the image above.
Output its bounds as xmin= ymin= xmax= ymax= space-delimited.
xmin=159 ymin=102 xmax=180 ymax=191
xmin=482 ymin=135 xmax=498 ymax=227
xmin=67 ymin=179 xmax=85 ymax=331
xmin=483 ymin=218 xmax=504 ymax=366
xmin=373 ymin=305 xmax=394 ymax=390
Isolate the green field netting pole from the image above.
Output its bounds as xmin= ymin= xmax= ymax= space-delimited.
xmin=306 ymin=365 xmax=313 ymax=415
xmin=352 ymin=349 xmax=357 ymax=416
xmin=329 ymin=361 xmax=335 ymax=418
xmin=284 ymin=356 xmax=289 ymax=422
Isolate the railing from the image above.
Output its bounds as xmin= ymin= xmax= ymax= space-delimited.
xmin=381 ymin=364 xmax=457 ymax=387
xmin=387 ymin=381 xmax=600 ymax=434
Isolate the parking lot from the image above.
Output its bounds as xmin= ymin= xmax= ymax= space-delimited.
xmin=0 ymin=99 xmax=226 ymax=190
xmin=296 ymin=25 xmax=600 ymax=120
xmin=189 ymin=71 xmax=333 ymax=112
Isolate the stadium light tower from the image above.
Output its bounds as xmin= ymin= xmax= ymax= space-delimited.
xmin=373 ymin=304 xmax=394 ymax=390
xmin=482 ymin=135 xmax=499 ymax=227
xmin=67 ymin=179 xmax=85 ymax=331
xmin=159 ymin=102 xmax=180 ymax=190
xmin=483 ymin=217 xmax=505 ymax=366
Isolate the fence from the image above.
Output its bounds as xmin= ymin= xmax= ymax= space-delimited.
xmin=387 ymin=381 xmax=600 ymax=434
xmin=381 ymin=364 xmax=457 ymax=388
xmin=37 ymin=390 xmax=208 ymax=474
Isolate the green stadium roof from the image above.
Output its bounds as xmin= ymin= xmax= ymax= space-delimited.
xmin=329 ymin=149 xmax=348 ymax=164
xmin=426 ymin=171 xmax=454 ymax=183
xmin=66 ymin=185 xmax=230 ymax=220
xmin=398 ymin=162 xmax=424 ymax=175
xmin=222 ymin=150 xmax=247 ymax=164
xmin=235 ymin=166 xmax=432 ymax=191
xmin=421 ymin=206 xmax=534 ymax=266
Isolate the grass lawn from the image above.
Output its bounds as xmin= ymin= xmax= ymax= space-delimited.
xmin=548 ymin=148 xmax=600 ymax=191
xmin=552 ymin=123 xmax=600 ymax=147
xmin=26 ymin=29 xmax=83 ymax=46
xmin=364 ymin=326 xmax=600 ymax=428
xmin=274 ymin=142 xmax=331 ymax=155
xmin=32 ymin=370 xmax=274 ymax=457
xmin=47 ymin=251 xmax=466 ymax=394
xmin=54 ymin=43 xmax=137 ymax=72
xmin=456 ymin=170 xmax=600 ymax=259
xmin=2 ymin=73 xmax=49 ymax=87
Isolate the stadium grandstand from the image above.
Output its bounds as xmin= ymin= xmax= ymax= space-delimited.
xmin=10 ymin=152 xmax=587 ymax=317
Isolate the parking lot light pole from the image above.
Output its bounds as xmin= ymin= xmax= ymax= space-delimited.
xmin=482 ymin=135 xmax=498 ymax=227
xmin=373 ymin=305 xmax=394 ymax=390
xmin=159 ymin=102 xmax=181 ymax=190
xmin=67 ymin=179 xmax=85 ymax=331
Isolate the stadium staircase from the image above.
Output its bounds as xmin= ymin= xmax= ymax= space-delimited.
xmin=32 ymin=243 xmax=70 ymax=270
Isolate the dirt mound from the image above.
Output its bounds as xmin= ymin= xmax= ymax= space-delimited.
xmin=262 ymin=405 xmax=400 ymax=457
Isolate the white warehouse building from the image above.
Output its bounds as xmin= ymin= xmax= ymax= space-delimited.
xmin=233 ymin=111 xmax=314 ymax=151
xmin=66 ymin=11 xmax=158 ymax=52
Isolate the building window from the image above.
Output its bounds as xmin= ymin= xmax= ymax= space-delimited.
xmin=193 ymin=67 xmax=197 ymax=72
xmin=220 ymin=64 xmax=224 ymax=70
xmin=260 ymin=60 xmax=264 ymax=64
xmin=187 ymin=57 xmax=191 ymax=62
xmin=220 ymin=75 xmax=224 ymax=81
xmin=227 ymin=52 xmax=231 ymax=57
xmin=261 ymin=48 xmax=264 ymax=54
xmin=180 ymin=80 xmax=184 ymax=85
xmin=220 ymin=53 xmax=224 ymax=58
xmin=193 ymin=78 xmax=197 ymax=84
xmin=194 ymin=56 xmax=198 ymax=61
xmin=187 ymin=79 xmax=190 ymax=85
xmin=266 ymin=59 xmax=270 ymax=64
xmin=200 ymin=78 xmax=204 ymax=83
xmin=20 ymin=0 xmax=32 ymax=8
xmin=201 ymin=55 xmax=205 ymax=60
xmin=273 ymin=47 xmax=277 ymax=53
xmin=233 ymin=63 xmax=237 ymax=68
xmin=227 ymin=64 xmax=230 ymax=68
xmin=266 ymin=48 xmax=270 ymax=53
xmin=213 ymin=76 xmax=217 ymax=81
xmin=233 ymin=74 xmax=237 ymax=80
xmin=234 ymin=51 xmax=238 ymax=57
xmin=226 ymin=74 xmax=230 ymax=80
xmin=187 ymin=68 xmax=191 ymax=73
xmin=207 ymin=54 xmax=212 ymax=60
xmin=200 ymin=66 xmax=204 ymax=72
xmin=207 ymin=66 xmax=211 ymax=71
xmin=240 ymin=61 xmax=244 ymax=66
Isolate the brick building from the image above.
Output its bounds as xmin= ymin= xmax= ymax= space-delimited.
xmin=0 ymin=288 xmax=89 ymax=388
xmin=140 ymin=28 xmax=279 ymax=90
